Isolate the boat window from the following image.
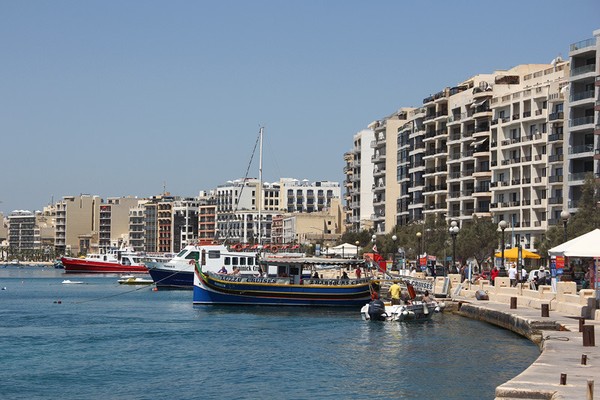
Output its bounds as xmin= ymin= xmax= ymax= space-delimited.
xmin=176 ymin=249 xmax=187 ymax=258
xmin=247 ymin=257 xmax=254 ymax=266
xmin=290 ymin=267 xmax=299 ymax=276
xmin=185 ymin=251 xmax=199 ymax=260
xmin=239 ymin=257 xmax=246 ymax=266
xmin=224 ymin=257 xmax=231 ymax=266
xmin=122 ymin=258 xmax=131 ymax=266
xmin=232 ymin=257 xmax=238 ymax=266
xmin=208 ymin=250 xmax=220 ymax=258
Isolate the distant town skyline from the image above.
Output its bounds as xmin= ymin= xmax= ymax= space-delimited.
xmin=1 ymin=1 xmax=599 ymax=214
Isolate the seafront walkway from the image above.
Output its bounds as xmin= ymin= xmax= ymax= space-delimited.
xmin=452 ymin=291 xmax=599 ymax=399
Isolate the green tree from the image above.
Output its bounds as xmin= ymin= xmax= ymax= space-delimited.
xmin=456 ymin=216 xmax=499 ymax=269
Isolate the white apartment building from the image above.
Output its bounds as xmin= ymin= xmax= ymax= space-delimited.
xmin=347 ymin=53 xmax=589 ymax=253
xmin=369 ymin=111 xmax=406 ymax=235
xmin=278 ymin=178 xmax=340 ymax=214
xmin=8 ymin=210 xmax=36 ymax=253
xmin=344 ymin=129 xmax=375 ymax=232
xmin=565 ymin=29 xmax=600 ymax=212
xmin=491 ymin=63 xmax=569 ymax=250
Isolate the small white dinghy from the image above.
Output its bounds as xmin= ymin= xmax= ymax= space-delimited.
xmin=62 ymin=280 xmax=83 ymax=284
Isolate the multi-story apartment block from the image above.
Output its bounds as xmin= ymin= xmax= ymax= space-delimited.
xmin=347 ymin=56 xmax=587 ymax=252
xmin=369 ymin=111 xmax=406 ymax=234
xmin=157 ymin=197 xmax=175 ymax=253
xmin=215 ymin=178 xmax=340 ymax=243
xmin=215 ymin=179 xmax=275 ymax=243
xmin=129 ymin=201 xmax=147 ymax=252
xmin=172 ymin=198 xmax=199 ymax=252
xmin=198 ymin=192 xmax=217 ymax=243
xmin=54 ymin=195 xmax=101 ymax=256
xmin=491 ymin=64 xmax=569 ymax=249
xmin=143 ymin=201 xmax=159 ymax=253
xmin=278 ymin=178 xmax=340 ymax=213
xmin=344 ymin=129 xmax=375 ymax=232
xmin=566 ymin=29 xmax=600 ymax=211
xmin=8 ymin=211 xmax=36 ymax=254
xmin=98 ymin=196 xmax=140 ymax=250
xmin=404 ymin=107 xmax=426 ymax=224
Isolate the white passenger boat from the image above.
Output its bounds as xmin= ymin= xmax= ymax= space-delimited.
xmin=361 ymin=300 xmax=445 ymax=322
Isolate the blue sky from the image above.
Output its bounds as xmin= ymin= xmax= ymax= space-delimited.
xmin=1 ymin=0 xmax=599 ymax=214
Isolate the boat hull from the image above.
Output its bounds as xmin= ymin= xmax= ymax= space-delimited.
xmin=61 ymin=257 xmax=148 ymax=274
xmin=147 ymin=264 xmax=193 ymax=289
xmin=193 ymin=270 xmax=371 ymax=307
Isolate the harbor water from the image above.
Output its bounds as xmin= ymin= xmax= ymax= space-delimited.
xmin=0 ymin=267 xmax=539 ymax=400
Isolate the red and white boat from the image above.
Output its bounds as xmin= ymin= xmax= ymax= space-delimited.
xmin=61 ymin=248 xmax=148 ymax=274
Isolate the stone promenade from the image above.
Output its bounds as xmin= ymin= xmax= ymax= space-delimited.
xmin=453 ymin=297 xmax=599 ymax=399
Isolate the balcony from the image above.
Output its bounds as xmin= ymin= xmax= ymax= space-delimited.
xmin=548 ymin=133 xmax=563 ymax=142
xmin=570 ymin=37 xmax=596 ymax=52
xmin=549 ymin=175 xmax=563 ymax=183
xmin=569 ymin=172 xmax=591 ymax=181
xmin=569 ymin=144 xmax=594 ymax=154
xmin=548 ymin=197 xmax=563 ymax=205
xmin=570 ymin=116 xmax=594 ymax=127
xmin=571 ymin=63 xmax=596 ymax=77
xmin=570 ymin=90 xmax=595 ymax=102
xmin=549 ymin=111 xmax=564 ymax=121
xmin=548 ymin=154 xmax=563 ymax=163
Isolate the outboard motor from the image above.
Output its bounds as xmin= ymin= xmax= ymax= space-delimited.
xmin=368 ymin=299 xmax=387 ymax=321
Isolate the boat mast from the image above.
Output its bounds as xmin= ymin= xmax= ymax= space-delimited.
xmin=258 ymin=126 xmax=263 ymax=247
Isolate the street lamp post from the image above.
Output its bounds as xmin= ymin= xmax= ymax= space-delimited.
xmin=498 ymin=220 xmax=508 ymax=277
xmin=449 ymin=221 xmax=459 ymax=273
xmin=416 ymin=232 xmax=422 ymax=270
xmin=560 ymin=210 xmax=570 ymax=243
xmin=355 ymin=240 xmax=360 ymax=259
xmin=391 ymin=234 xmax=398 ymax=271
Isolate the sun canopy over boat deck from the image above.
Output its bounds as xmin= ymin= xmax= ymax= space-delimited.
xmin=259 ymin=257 xmax=366 ymax=269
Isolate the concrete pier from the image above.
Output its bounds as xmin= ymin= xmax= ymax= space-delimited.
xmin=453 ymin=298 xmax=599 ymax=399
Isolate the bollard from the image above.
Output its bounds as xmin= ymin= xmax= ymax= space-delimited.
xmin=582 ymin=354 xmax=588 ymax=365
xmin=510 ymin=297 xmax=517 ymax=309
xmin=583 ymin=325 xmax=595 ymax=347
xmin=587 ymin=379 xmax=594 ymax=400
xmin=579 ymin=317 xmax=586 ymax=332
xmin=560 ymin=373 xmax=567 ymax=385
xmin=457 ymin=301 xmax=463 ymax=311
xmin=541 ymin=303 xmax=549 ymax=317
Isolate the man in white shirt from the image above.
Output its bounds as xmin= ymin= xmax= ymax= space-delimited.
xmin=508 ymin=264 xmax=518 ymax=287
xmin=537 ymin=267 xmax=547 ymax=285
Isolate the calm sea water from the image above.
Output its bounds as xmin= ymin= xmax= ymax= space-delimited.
xmin=0 ymin=267 xmax=539 ymax=400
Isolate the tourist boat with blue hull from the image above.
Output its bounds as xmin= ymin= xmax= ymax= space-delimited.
xmin=193 ymin=256 xmax=372 ymax=307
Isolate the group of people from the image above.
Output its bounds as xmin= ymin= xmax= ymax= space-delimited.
xmin=217 ymin=266 xmax=241 ymax=275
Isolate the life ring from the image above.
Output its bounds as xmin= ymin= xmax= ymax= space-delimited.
xmin=233 ymin=244 xmax=243 ymax=251
xmin=271 ymin=245 xmax=278 ymax=253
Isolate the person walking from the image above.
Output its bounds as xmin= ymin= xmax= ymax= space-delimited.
xmin=508 ymin=263 xmax=517 ymax=287
xmin=490 ymin=266 xmax=499 ymax=286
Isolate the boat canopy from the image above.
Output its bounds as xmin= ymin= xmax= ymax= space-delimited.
xmin=260 ymin=257 xmax=365 ymax=269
